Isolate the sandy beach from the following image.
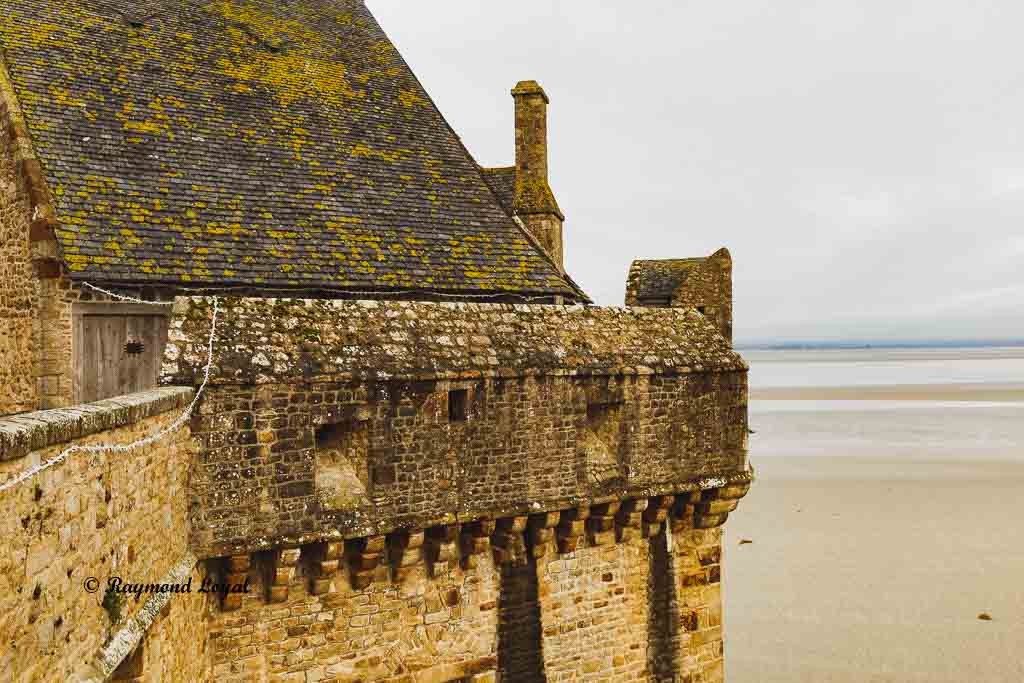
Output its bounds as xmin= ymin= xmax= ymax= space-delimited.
xmin=724 ymin=353 xmax=1024 ymax=682
xmin=724 ymin=456 xmax=1024 ymax=682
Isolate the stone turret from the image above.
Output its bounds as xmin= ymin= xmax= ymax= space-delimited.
xmin=512 ymin=80 xmax=566 ymax=270
xmin=626 ymin=248 xmax=734 ymax=344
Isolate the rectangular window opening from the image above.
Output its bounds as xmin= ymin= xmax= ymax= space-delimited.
xmin=314 ymin=418 xmax=370 ymax=508
xmin=448 ymin=389 xmax=468 ymax=423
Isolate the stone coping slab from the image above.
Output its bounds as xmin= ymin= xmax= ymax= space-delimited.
xmin=74 ymin=552 xmax=198 ymax=683
xmin=0 ymin=387 xmax=194 ymax=462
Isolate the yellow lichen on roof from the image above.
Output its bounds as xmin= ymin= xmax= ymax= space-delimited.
xmin=0 ymin=0 xmax=587 ymax=301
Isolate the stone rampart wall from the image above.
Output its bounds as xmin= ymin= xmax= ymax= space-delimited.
xmin=199 ymin=488 xmax=741 ymax=683
xmin=186 ymin=372 xmax=747 ymax=558
xmin=537 ymin=533 xmax=652 ymax=681
xmin=0 ymin=388 xmax=205 ymax=682
xmin=165 ymin=297 xmax=749 ymax=558
xmin=207 ymin=543 xmax=500 ymax=682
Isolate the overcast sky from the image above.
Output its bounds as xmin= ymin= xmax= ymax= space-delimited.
xmin=368 ymin=1 xmax=1023 ymax=343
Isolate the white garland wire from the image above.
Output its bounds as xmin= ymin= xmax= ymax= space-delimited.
xmin=0 ymin=291 xmax=219 ymax=495
xmin=84 ymin=278 xmax=577 ymax=304
xmin=81 ymin=282 xmax=176 ymax=305
xmin=1 ymin=274 xmax=573 ymax=495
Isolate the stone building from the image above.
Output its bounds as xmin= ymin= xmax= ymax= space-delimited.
xmin=0 ymin=1 xmax=751 ymax=681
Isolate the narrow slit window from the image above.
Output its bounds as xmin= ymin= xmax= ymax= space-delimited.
xmin=448 ymin=389 xmax=468 ymax=423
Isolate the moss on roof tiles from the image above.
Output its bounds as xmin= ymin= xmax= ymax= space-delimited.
xmin=480 ymin=166 xmax=516 ymax=216
xmin=0 ymin=0 xmax=585 ymax=300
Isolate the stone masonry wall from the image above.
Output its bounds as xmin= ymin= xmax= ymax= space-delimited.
xmin=0 ymin=385 xmax=744 ymax=682
xmin=166 ymin=297 xmax=749 ymax=559
xmin=537 ymin=533 xmax=653 ymax=682
xmin=164 ymin=298 xmax=745 ymax=388
xmin=104 ymin=565 xmax=215 ymax=683
xmin=35 ymin=274 xmax=77 ymax=409
xmin=0 ymin=388 xmax=204 ymax=682
xmin=201 ymin=496 xmax=735 ymax=683
xmin=207 ymin=545 xmax=500 ymax=682
xmin=671 ymin=249 xmax=733 ymax=344
xmin=108 ymin=563 xmax=215 ymax=683
xmin=651 ymin=522 xmax=726 ymax=682
xmin=185 ymin=372 xmax=747 ymax=559
xmin=0 ymin=90 xmax=38 ymax=415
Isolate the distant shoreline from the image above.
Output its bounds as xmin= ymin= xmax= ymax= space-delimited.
xmin=736 ymin=339 xmax=1024 ymax=351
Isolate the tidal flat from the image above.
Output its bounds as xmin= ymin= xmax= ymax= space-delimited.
xmin=726 ymin=347 xmax=1024 ymax=682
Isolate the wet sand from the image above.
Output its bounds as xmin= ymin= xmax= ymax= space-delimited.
xmin=752 ymin=382 xmax=1024 ymax=402
xmin=724 ymin=379 xmax=1024 ymax=682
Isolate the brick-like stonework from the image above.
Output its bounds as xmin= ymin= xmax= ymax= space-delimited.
xmin=670 ymin=249 xmax=733 ymax=345
xmin=34 ymin=276 xmax=77 ymax=409
xmin=207 ymin=546 xmax=500 ymax=682
xmin=538 ymin=534 xmax=653 ymax=681
xmin=98 ymin=561 xmax=215 ymax=683
xmin=162 ymin=298 xmax=749 ymax=559
xmin=78 ymin=557 xmax=213 ymax=683
xmin=0 ymin=80 xmax=37 ymax=415
xmin=0 ymin=388 xmax=201 ymax=681
xmin=652 ymin=522 xmax=727 ymax=682
xmin=188 ymin=491 xmax=737 ymax=683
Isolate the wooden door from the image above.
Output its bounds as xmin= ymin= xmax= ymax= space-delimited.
xmin=74 ymin=305 xmax=169 ymax=403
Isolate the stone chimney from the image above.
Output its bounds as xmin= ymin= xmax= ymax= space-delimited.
xmin=511 ymin=80 xmax=565 ymax=270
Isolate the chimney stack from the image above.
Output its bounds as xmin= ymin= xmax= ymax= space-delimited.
xmin=511 ymin=80 xmax=565 ymax=270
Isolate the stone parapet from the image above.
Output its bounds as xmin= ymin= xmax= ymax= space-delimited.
xmin=162 ymin=297 xmax=746 ymax=386
xmin=183 ymin=373 xmax=749 ymax=558
xmin=0 ymin=386 xmax=193 ymax=461
xmin=165 ymin=298 xmax=749 ymax=559
xmin=0 ymin=387 xmax=203 ymax=682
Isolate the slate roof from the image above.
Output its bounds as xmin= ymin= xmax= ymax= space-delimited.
xmin=625 ymin=258 xmax=705 ymax=306
xmin=479 ymin=166 xmax=516 ymax=216
xmin=0 ymin=0 xmax=586 ymax=301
